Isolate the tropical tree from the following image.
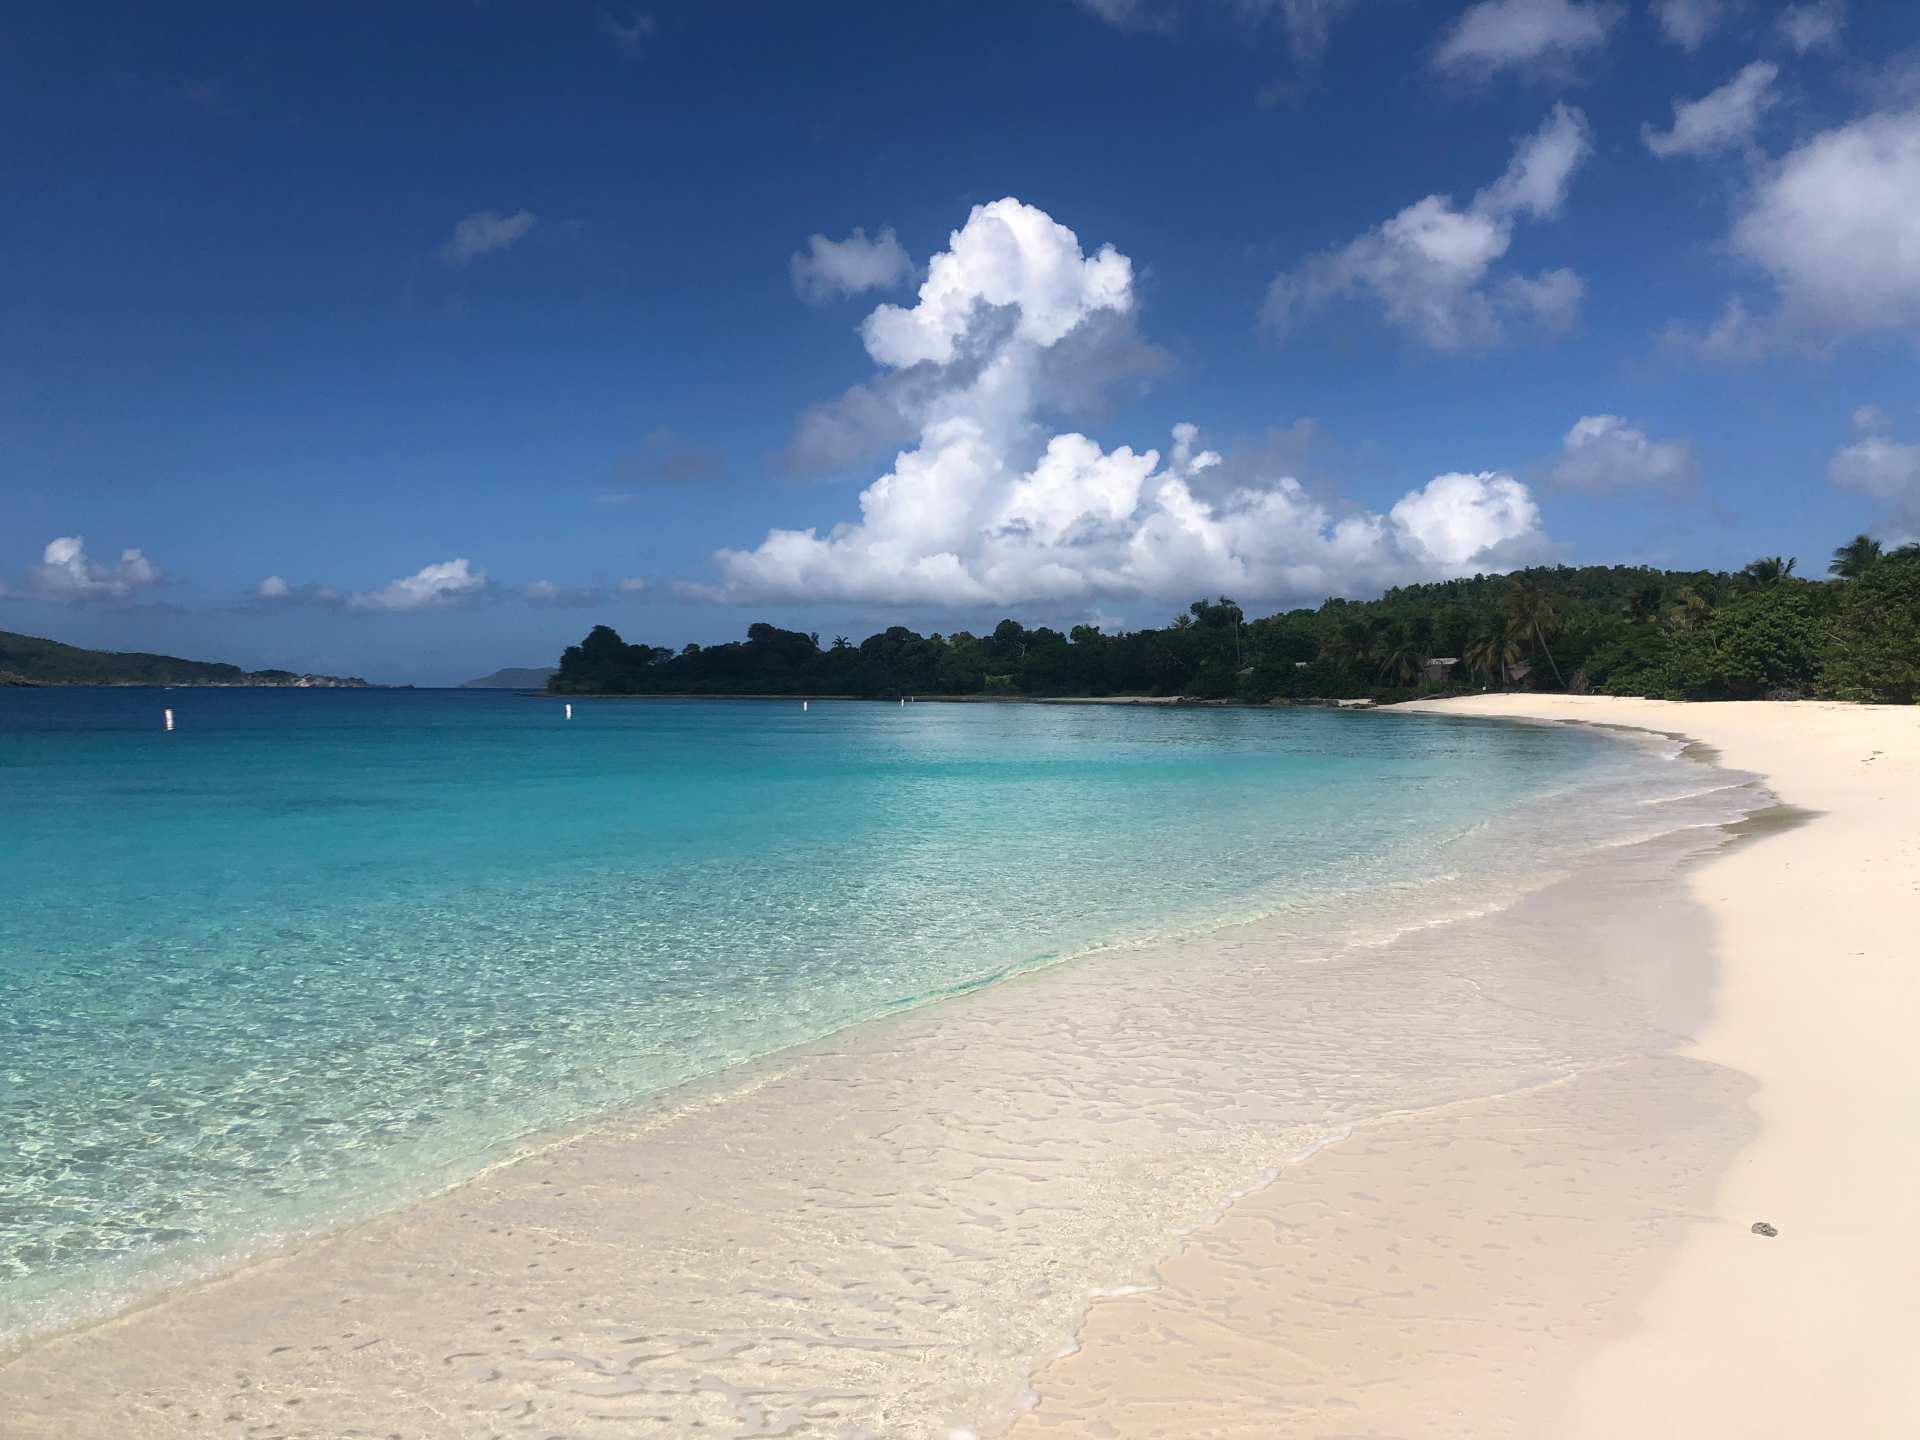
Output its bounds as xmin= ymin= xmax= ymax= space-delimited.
xmin=1505 ymin=577 xmax=1565 ymax=686
xmin=1463 ymin=627 xmax=1522 ymax=687
xmin=1623 ymin=583 xmax=1665 ymax=626
xmin=1830 ymin=534 xmax=1883 ymax=579
xmin=1739 ymin=555 xmax=1798 ymax=587
xmin=1664 ymin=585 xmax=1710 ymax=632
xmin=1326 ymin=617 xmax=1372 ymax=671
xmin=1375 ymin=625 xmax=1422 ymax=686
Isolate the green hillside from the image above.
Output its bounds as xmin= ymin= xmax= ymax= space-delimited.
xmin=0 ymin=630 xmax=368 ymax=687
xmin=459 ymin=666 xmax=556 ymax=689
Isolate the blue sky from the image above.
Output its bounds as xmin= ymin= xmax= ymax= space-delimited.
xmin=4 ymin=0 xmax=1916 ymax=683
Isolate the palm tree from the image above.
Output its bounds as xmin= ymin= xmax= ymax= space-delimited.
xmin=1888 ymin=542 xmax=1920 ymax=564
xmin=1375 ymin=625 xmax=1422 ymax=686
xmin=1463 ymin=627 xmax=1522 ymax=687
xmin=1323 ymin=618 xmax=1371 ymax=671
xmin=1623 ymin=583 xmax=1665 ymax=626
xmin=1739 ymin=555 xmax=1797 ymax=587
xmin=1664 ymin=585 xmax=1709 ymax=631
xmin=1830 ymin=535 xmax=1883 ymax=579
xmin=1505 ymin=577 xmax=1565 ymax=687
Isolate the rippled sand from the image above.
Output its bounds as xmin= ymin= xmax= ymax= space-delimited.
xmin=0 ymin=723 xmax=1765 ymax=1437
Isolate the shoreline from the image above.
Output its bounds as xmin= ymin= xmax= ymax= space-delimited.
xmin=1378 ymin=695 xmax=1920 ymax=1436
xmin=532 ymin=690 xmax=1381 ymax=707
xmin=0 ymin=708 xmax=1773 ymax=1437
xmin=7 ymin=700 xmax=1910 ymax=1435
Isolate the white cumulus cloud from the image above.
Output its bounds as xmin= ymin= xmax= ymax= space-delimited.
xmin=860 ymin=199 xmax=1135 ymax=369
xmin=1644 ymin=62 xmax=1778 ymax=158
xmin=1549 ymin=415 xmax=1701 ymax=491
xmin=790 ymin=226 xmax=913 ymax=303
xmin=349 ymin=559 xmax=490 ymax=612
xmin=26 ymin=536 xmax=165 ymax=603
xmin=439 ymin=209 xmax=537 ymax=266
xmin=1669 ymin=107 xmax=1920 ymax=357
xmin=1734 ymin=108 xmax=1920 ymax=333
xmin=1264 ymin=104 xmax=1591 ymax=351
xmin=779 ymin=198 xmax=1167 ymax=475
xmin=1432 ymin=0 xmax=1621 ymax=78
xmin=1830 ymin=421 xmax=1920 ymax=540
xmin=711 ymin=198 xmax=1554 ymax=610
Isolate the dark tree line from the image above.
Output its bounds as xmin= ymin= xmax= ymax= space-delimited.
xmin=550 ymin=537 xmax=1920 ymax=705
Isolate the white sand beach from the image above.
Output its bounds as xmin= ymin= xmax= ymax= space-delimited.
xmin=3 ymin=698 xmax=1913 ymax=1438
xmin=1415 ymin=697 xmax=1920 ymax=1438
xmin=1016 ymin=698 xmax=1919 ymax=1438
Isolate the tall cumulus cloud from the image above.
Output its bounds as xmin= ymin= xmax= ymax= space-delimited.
xmin=710 ymin=198 xmax=1555 ymax=609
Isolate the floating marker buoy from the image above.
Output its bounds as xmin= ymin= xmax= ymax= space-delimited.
xmin=803 ymin=700 xmax=809 ymax=712
xmin=899 ymin=697 xmax=905 ymax=706
xmin=163 ymin=708 xmax=174 ymax=732
xmin=564 ymin=704 xmax=573 ymax=720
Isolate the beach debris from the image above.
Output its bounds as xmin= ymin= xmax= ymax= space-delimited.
xmin=1751 ymin=1221 xmax=1778 ymax=1237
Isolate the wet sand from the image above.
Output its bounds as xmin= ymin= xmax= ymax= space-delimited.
xmin=2 ymin=705 xmax=1861 ymax=1438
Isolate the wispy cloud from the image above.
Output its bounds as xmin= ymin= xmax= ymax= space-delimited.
xmin=1265 ymin=105 xmax=1592 ymax=351
xmin=1075 ymin=0 xmax=1373 ymax=60
xmin=790 ymin=226 xmax=914 ymax=304
xmin=1778 ymin=0 xmax=1844 ymax=54
xmin=170 ymin=78 xmax=241 ymax=117
xmin=1650 ymin=0 xmax=1728 ymax=52
xmin=439 ymin=209 xmax=538 ymax=266
xmin=1432 ymin=0 xmax=1622 ymax=80
xmin=1643 ymin=62 xmax=1778 ymax=159
xmin=594 ymin=428 xmax=731 ymax=504
xmin=596 ymin=9 xmax=656 ymax=59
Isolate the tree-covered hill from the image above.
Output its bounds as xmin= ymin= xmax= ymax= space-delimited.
xmin=550 ymin=540 xmax=1920 ymax=706
xmin=0 ymin=630 xmax=369 ymax=687
xmin=459 ymin=666 xmax=557 ymax=689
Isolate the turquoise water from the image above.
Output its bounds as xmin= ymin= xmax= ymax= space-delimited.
xmin=0 ymin=689 xmax=1667 ymax=1343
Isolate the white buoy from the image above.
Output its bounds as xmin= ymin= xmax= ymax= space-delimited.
xmin=899 ymin=697 xmax=905 ymax=706
xmin=564 ymin=703 xmax=573 ymax=720
xmin=803 ymin=700 xmax=809 ymax=712
xmin=163 ymin=708 xmax=174 ymax=732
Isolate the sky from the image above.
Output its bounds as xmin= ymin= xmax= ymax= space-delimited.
xmin=4 ymin=0 xmax=1917 ymax=684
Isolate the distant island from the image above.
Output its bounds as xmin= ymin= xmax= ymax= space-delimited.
xmin=549 ymin=541 xmax=1920 ymax=706
xmin=459 ymin=666 xmax=556 ymax=690
xmin=0 ymin=629 xmax=369 ymax=688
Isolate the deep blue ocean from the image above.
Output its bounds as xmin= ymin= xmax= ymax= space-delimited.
xmin=0 ymin=687 xmax=1664 ymax=1342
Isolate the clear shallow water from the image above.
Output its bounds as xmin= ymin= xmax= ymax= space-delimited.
xmin=0 ymin=689 xmax=1705 ymax=1344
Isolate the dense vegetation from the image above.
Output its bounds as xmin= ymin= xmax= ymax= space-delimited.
xmin=552 ymin=538 xmax=1920 ymax=705
xmin=0 ymin=629 xmax=367 ymax=687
